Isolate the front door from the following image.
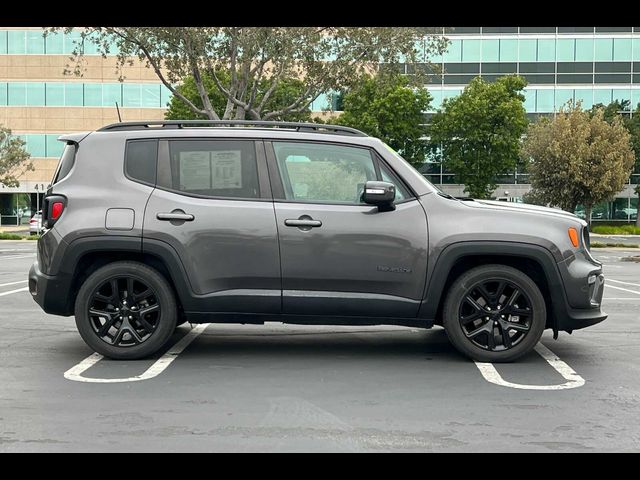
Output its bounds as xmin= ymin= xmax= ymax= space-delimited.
xmin=267 ymin=140 xmax=429 ymax=318
xmin=143 ymin=138 xmax=280 ymax=314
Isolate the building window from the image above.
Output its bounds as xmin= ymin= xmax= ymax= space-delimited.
xmin=575 ymin=39 xmax=594 ymax=62
xmin=595 ymin=38 xmax=613 ymax=61
xmin=25 ymin=30 xmax=44 ymax=54
xmin=613 ymin=38 xmax=633 ymax=61
xmin=557 ymin=39 xmax=575 ymax=62
xmin=461 ymin=39 xmax=481 ymax=62
xmin=537 ymin=39 xmax=555 ymax=62
xmin=593 ymin=89 xmax=613 ymax=105
xmin=499 ymin=39 xmax=518 ymax=62
xmin=443 ymin=39 xmax=462 ymax=63
xmin=518 ymin=39 xmax=537 ymax=62
xmin=65 ymin=83 xmax=84 ymax=106
xmin=7 ymin=30 xmax=25 ymax=54
xmin=482 ymin=39 xmax=499 ymax=62
xmin=25 ymin=82 xmax=45 ymax=106
xmin=536 ymin=90 xmax=554 ymax=112
xmin=45 ymin=83 xmax=65 ymax=106
xmin=575 ymin=89 xmax=594 ymax=109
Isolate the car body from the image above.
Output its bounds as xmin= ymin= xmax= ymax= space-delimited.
xmin=28 ymin=121 xmax=606 ymax=362
xmin=29 ymin=211 xmax=43 ymax=235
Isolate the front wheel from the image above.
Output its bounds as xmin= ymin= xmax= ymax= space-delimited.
xmin=74 ymin=261 xmax=178 ymax=360
xmin=442 ymin=264 xmax=546 ymax=363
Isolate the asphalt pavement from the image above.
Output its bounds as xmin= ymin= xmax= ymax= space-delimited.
xmin=1 ymin=241 xmax=639 ymax=452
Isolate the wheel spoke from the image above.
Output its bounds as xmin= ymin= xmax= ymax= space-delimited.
xmin=89 ymin=308 xmax=113 ymax=319
xmin=476 ymin=284 xmax=495 ymax=307
xmin=464 ymin=320 xmax=491 ymax=339
xmin=499 ymin=323 xmax=512 ymax=348
xmin=460 ymin=311 xmax=483 ymax=324
xmin=486 ymin=325 xmax=496 ymax=350
xmin=126 ymin=277 xmax=134 ymax=299
xmin=132 ymin=288 xmax=153 ymax=303
xmin=97 ymin=316 xmax=118 ymax=337
xmin=110 ymin=279 xmax=120 ymax=301
xmin=506 ymin=321 xmax=530 ymax=332
xmin=136 ymin=315 xmax=154 ymax=334
xmin=139 ymin=304 xmax=160 ymax=317
xmin=94 ymin=292 xmax=114 ymax=303
xmin=112 ymin=324 xmax=127 ymax=346
xmin=464 ymin=295 xmax=486 ymax=313
xmin=495 ymin=281 xmax=507 ymax=304
xmin=505 ymin=288 xmax=520 ymax=308
xmin=510 ymin=307 xmax=531 ymax=316
xmin=125 ymin=326 xmax=143 ymax=344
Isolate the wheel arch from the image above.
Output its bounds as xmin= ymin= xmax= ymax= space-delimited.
xmin=420 ymin=241 xmax=567 ymax=332
xmin=58 ymin=236 xmax=193 ymax=315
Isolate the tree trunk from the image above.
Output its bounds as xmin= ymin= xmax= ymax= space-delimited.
xmin=585 ymin=203 xmax=593 ymax=230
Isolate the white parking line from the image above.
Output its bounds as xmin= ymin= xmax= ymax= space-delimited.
xmin=0 ymin=255 xmax=36 ymax=260
xmin=474 ymin=343 xmax=585 ymax=390
xmin=64 ymin=323 xmax=210 ymax=383
xmin=0 ymin=280 xmax=27 ymax=288
xmin=603 ymin=297 xmax=640 ymax=300
xmin=607 ymin=278 xmax=640 ymax=288
xmin=605 ymin=284 xmax=640 ymax=296
xmin=0 ymin=287 xmax=29 ymax=297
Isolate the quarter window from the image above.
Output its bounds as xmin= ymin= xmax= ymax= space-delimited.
xmin=125 ymin=140 xmax=158 ymax=186
xmin=159 ymin=140 xmax=260 ymax=199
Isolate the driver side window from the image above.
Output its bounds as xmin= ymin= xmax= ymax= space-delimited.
xmin=273 ymin=142 xmax=377 ymax=204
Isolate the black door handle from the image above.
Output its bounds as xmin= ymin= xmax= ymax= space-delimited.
xmin=157 ymin=212 xmax=195 ymax=221
xmin=284 ymin=219 xmax=322 ymax=228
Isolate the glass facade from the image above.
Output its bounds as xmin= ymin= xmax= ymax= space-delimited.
xmin=0 ymin=29 xmax=117 ymax=55
xmin=410 ymin=27 xmax=640 ymax=114
xmin=417 ymin=28 xmax=640 ymax=220
xmin=16 ymin=134 xmax=66 ymax=158
xmin=0 ymin=82 xmax=172 ymax=108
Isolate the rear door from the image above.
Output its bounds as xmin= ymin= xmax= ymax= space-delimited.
xmin=267 ymin=140 xmax=429 ymax=318
xmin=142 ymin=138 xmax=281 ymax=314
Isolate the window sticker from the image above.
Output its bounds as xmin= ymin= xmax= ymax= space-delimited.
xmin=211 ymin=150 xmax=242 ymax=189
xmin=179 ymin=151 xmax=211 ymax=190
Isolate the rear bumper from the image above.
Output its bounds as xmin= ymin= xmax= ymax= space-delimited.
xmin=29 ymin=261 xmax=74 ymax=316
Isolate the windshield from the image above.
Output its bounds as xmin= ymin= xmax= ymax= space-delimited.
xmin=380 ymin=141 xmax=440 ymax=194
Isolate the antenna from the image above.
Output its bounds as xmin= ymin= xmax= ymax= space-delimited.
xmin=115 ymin=102 xmax=122 ymax=122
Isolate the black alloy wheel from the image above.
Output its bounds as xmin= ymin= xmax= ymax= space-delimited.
xmin=74 ymin=261 xmax=177 ymax=360
xmin=88 ymin=276 xmax=161 ymax=347
xmin=458 ymin=279 xmax=533 ymax=352
xmin=442 ymin=264 xmax=546 ymax=363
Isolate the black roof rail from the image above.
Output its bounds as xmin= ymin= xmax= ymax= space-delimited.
xmin=97 ymin=120 xmax=367 ymax=137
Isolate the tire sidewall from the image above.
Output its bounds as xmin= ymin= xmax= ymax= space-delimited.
xmin=443 ymin=265 xmax=546 ymax=363
xmin=74 ymin=262 xmax=177 ymax=360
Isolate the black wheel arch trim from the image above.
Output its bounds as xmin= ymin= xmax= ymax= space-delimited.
xmin=418 ymin=241 xmax=569 ymax=332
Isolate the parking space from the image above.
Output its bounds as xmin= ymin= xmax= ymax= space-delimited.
xmin=1 ymin=241 xmax=639 ymax=451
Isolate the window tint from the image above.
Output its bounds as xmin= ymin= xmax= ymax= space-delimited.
xmin=52 ymin=143 xmax=77 ymax=184
xmin=125 ymin=140 xmax=158 ymax=185
xmin=159 ymin=140 xmax=259 ymax=199
xmin=273 ymin=142 xmax=377 ymax=204
xmin=378 ymin=161 xmax=410 ymax=202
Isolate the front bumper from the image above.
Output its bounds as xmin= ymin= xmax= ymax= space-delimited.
xmin=29 ymin=261 xmax=74 ymax=316
xmin=554 ymin=270 xmax=607 ymax=332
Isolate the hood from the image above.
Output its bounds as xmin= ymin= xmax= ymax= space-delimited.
xmin=463 ymin=199 xmax=586 ymax=225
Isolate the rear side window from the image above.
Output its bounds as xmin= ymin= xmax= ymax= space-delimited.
xmin=158 ymin=140 xmax=259 ymax=199
xmin=51 ymin=143 xmax=77 ymax=184
xmin=125 ymin=140 xmax=158 ymax=186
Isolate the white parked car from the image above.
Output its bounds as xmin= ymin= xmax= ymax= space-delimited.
xmin=29 ymin=211 xmax=43 ymax=235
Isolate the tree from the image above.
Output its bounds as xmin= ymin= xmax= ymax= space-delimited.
xmin=429 ymin=75 xmax=528 ymax=198
xmin=0 ymin=126 xmax=32 ymax=188
xmin=165 ymin=72 xmax=312 ymax=122
xmin=49 ymin=27 xmax=447 ymax=121
xmin=590 ymin=100 xmax=640 ymax=225
xmin=336 ymin=73 xmax=431 ymax=167
xmin=522 ymin=101 xmax=635 ymax=225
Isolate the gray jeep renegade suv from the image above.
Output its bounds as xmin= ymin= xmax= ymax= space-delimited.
xmin=29 ymin=120 xmax=606 ymax=362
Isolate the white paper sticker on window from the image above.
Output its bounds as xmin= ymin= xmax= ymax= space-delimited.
xmin=179 ymin=151 xmax=211 ymax=190
xmin=211 ymin=150 xmax=242 ymax=189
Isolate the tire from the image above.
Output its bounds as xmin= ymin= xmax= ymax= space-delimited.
xmin=442 ymin=264 xmax=546 ymax=363
xmin=74 ymin=261 xmax=178 ymax=360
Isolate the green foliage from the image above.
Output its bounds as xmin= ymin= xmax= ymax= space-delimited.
xmin=0 ymin=232 xmax=38 ymax=240
xmin=522 ymin=102 xmax=635 ymax=218
xmin=49 ymin=27 xmax=447 ymax=121
xmin=590 ymin=241 xmax=639 ymax=248
xmin=429 ymin=75 xmax=528 ymax=198
xmin=165 ymin=72 xmax=313 ymax=122
xmin=0 ymin=126 xmax=33 ymax=188
xmin=592 ymin=225 xmax=640 ymax=235
xmin=336 ymin=74 xmax=431 ymax=167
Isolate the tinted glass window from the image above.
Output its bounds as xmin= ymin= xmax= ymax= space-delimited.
xmin=52 ymin=143 xmax=77 ymax=184
xmin=125 ymin=140 xmax=158 ymax=185
xmin=273 ymin=142 xmax=377 ymax=204
xmin=160 ymin=140 xmax=259 ymax=199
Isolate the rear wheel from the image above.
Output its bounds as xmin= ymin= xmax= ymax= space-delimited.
xmin=74 ymin=261 xmax=177 ymax=360
xmin=442 ymin=264 xmax=546 ymax=363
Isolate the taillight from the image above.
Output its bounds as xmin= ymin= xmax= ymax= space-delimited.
xmin=43 ymin=194 xmax=67 ymax=228
xmin=29 ymin=219 xmax=37 ymax=225
xmin=51 ymin=202 xmax=64 ymax=220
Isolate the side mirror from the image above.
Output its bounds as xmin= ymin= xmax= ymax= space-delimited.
xmin=362 ymin=181 xmax=396 ymax=211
